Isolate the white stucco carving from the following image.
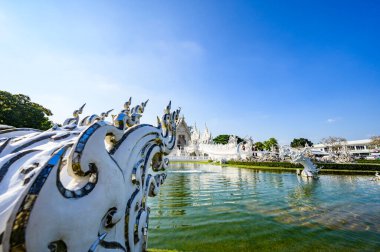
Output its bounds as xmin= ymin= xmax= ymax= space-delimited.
xmin=0 ymin=99 xmax=180 ymax=252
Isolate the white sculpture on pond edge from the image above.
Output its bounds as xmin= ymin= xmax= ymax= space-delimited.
xmin=373 ymin=172 xmax=380 ymax=181
xmin=0 ymin=99 xmax=180 ymax=252
xmin=280 ymin=146 xmax=320 ymax=178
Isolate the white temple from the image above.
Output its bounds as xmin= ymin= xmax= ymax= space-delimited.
xmin=175 ymin=116 xmax=192 ymax=150
xmin=171 ymin=116 xmax=359 ymax=164
xmin=171 ymin=117 xmax=255 ymax=161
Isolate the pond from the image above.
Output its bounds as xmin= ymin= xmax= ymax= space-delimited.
xmin=148 ymin=163 xmax=380 ymax=251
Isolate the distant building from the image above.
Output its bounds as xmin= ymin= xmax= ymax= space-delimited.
xmin=312 ymin=139 xmax=376 ymax=157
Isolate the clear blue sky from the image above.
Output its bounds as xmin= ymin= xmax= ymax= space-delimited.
xmin=0 ymin=1 xmax=379 ymax=145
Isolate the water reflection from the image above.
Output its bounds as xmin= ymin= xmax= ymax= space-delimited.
xmin=280 ymin=175 xmax=380 ymax=232
xmin=149 ymin=163 xmax=380 ymax=251
xmin=288 ymin=178 xmax=318 ymax=206
xmin=157 ymin=172 xmax=192 ymax=216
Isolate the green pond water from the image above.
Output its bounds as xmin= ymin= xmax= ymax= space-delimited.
xmin=148 ymin=163 xmax=380 ymax=252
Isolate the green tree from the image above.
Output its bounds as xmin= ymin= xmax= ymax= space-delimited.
xmin=263 ymin=137 xmax=278 ymax=151
xmin=290 ymin=138 xmax=313 ymax=148
xmin=213 ymin=134 xmax=229 ymax=144
xmin=370 ymin=136 xmax=380 ymax=150
xmin=254 ymin=141 xmax=265 ymax=151
xmin=213 ymin=134 xmax=243 ymax=145
xmin=0 ymin=90 xmax=53 ymax=130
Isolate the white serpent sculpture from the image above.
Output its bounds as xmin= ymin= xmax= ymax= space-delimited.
xmin=0 ymin=99 xmax=180 ymax=252
xmin=280 ymin=146 xmax=320 ymax=178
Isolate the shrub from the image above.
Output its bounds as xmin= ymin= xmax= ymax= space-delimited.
xmin=356 ymin=159 xmax=380 ymax=164
xmin=316 ymin=163 xmax=380 ymax=171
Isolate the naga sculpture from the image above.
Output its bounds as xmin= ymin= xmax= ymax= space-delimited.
xmin=280 ymin=146 xmax=320 ymax=178
xmin=0 ymin=99 xmax=180 ymax=252
xmin=373 ymin=172 xmax=380 ymax=181
xmin=237 ymin=137 xmax=254 ymax=161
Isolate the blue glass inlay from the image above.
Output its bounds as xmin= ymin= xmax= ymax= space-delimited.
xmin=86 ymin=127 xmax=95 ymax=135
xmin=76 ymin=143 xmax=85 ymax=152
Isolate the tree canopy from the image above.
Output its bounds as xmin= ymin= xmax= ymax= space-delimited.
xmin=213 ymin=134 xmax=243 ymax=145
xmin=254 ymin=141 xmax=265 ymax=151
xmin=320 ymin=136 xmax=347 ymax=153
xmin=0 ymin=90 xmax=53 ymax=130
xmin=290 ymin=138 xmax=313 ymax=148
xmin=370 ymin=136 xmax=380 ymax=149
xmin=263 ymin=137 xmax=278 ymax=150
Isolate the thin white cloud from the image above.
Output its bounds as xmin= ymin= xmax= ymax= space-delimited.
xmin=326 ymin=117 xmax=341 ymax=123
xmin=327 ymin=118 xmax=335 ymax=123
xmin=0 ymin=3 xmax=204 ymax=126
xmin=0 ymin=37 xmax=203 ymax=124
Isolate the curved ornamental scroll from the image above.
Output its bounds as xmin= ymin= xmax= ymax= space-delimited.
xmin=0 ymin=99 xmax=180 ymax=252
